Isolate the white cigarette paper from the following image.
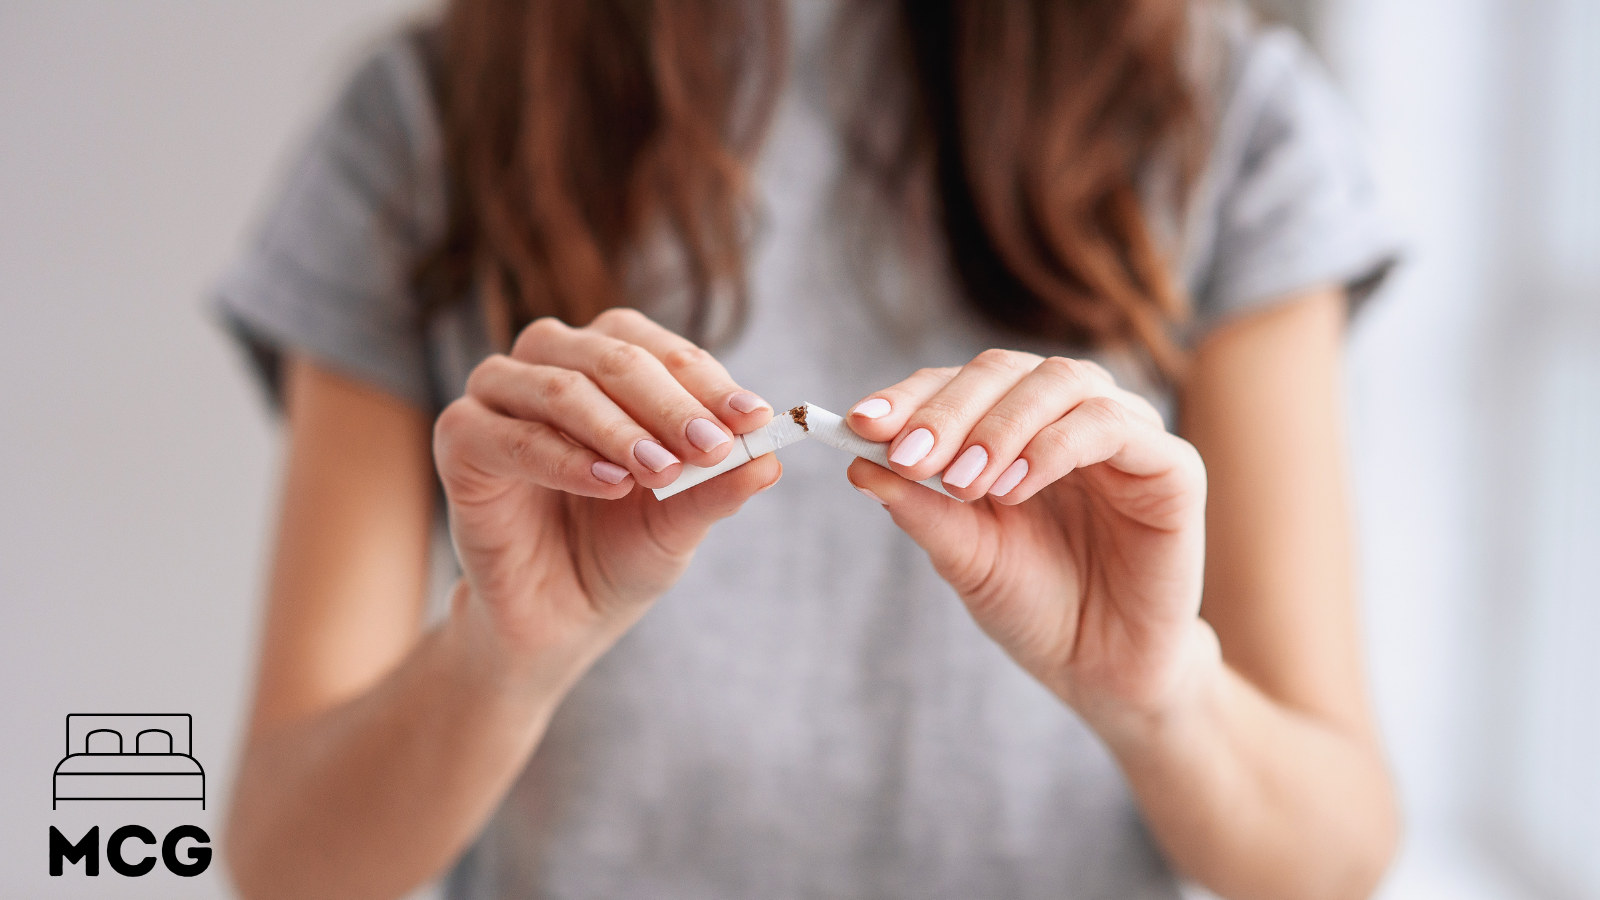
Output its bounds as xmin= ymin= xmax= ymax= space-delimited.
xmin=797 ymin=403 xmax=959 ymax=500
xmin=651 ymin=415 xmax=809 ymax=500
xmin=650 ymin=402 xmax=960 ymax=501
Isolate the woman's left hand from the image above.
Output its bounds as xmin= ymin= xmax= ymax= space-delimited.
xmin=846 ymin=350 xmax=1216 ymax=730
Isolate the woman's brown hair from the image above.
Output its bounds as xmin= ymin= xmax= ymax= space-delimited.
xmin=419 ymin=0 xmax=1200 ymax=382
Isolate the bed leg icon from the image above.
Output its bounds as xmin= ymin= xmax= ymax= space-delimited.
xmin=52 ymin=714 xmax=205 ymax=810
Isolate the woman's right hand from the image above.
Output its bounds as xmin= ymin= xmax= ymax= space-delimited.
xmin=432 ymin=307 xmax=779 ymax=691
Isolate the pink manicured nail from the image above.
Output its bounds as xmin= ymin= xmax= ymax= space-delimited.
xmin=633 ymin=439 xmax=679 ymax=472
xmin=850 ymin=397 xmax=892 ymax=419
xmin=990 ymin=458 xmax=1029 ymax=496
xmin=856 ymin=485 xmax=885 ymax=504
xmin=728 ymin=391 xmax=770 ymax=414
xmin=942 ymin=445 xmax=988 ymax=490
xmin=889 ymin=428 xmax=934 ymax=467
xmin=592 ymin=461 xmax=630 ymax=484
xmin=685 ymin=418 xmax=731 ymax=452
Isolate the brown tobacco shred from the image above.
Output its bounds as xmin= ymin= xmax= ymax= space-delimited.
xmin=788 ymin=404 xmax=808 ymax=430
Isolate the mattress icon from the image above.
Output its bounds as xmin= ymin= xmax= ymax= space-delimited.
xmin=52 ymin=714 xmax=205 ymax=810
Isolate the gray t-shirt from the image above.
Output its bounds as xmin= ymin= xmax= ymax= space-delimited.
xmin=213 ymin=3 xmax=1396 ymax=897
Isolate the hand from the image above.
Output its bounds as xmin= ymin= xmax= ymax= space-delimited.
xmin=845 ymin=351 xmax=1214 ymax=729
xmin=432 ymin=308 xmax=780 ymax=689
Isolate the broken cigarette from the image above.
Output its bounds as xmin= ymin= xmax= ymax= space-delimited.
xmin=650 ymin=413 xmax=810 ymax=500
xmin=796 ymin=403 xmax=958 ymax=499
xmin=652 ymin=402 xmax=958 ymax=500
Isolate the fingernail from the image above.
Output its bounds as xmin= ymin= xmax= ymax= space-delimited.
xmin=728 ymin=390 xmax=770 ymax=414
xmin=991 ymin=458 xmax=1029 ymax=497
xmin=686 ymin=418 xmax=731 ymax=452
xmin=592 ymin=460 xmax=630 ymax=484
xmin=633 ymin=439 xmax=679 ymax=472
xmin=855 ymin=485 xmax=885 ymax=504
xmin=850 ymin=397 xmax=892 ymax=419
xmin=942 ymin=445 xmax=988 ymax=490
xmin=889 ymin=428 xmax=934 ymax=467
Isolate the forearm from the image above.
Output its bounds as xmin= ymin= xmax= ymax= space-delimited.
xmin=1092 ymin=625 xmax=1397 ymax=900
xmin=226 ymin=585 xmax=585 ymax=900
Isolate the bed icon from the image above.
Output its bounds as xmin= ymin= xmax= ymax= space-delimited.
xmin=52 ymin=714 xmax=205 ymax=810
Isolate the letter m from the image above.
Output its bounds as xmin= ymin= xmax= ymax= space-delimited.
xmin=50 ymin=826 xmax=98 ymax=876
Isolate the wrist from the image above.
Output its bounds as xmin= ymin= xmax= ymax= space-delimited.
xmin=441 ymin=580 xmax=601 ymax=713
xmin=1075 ymin=619 xmax=1225 ymax=756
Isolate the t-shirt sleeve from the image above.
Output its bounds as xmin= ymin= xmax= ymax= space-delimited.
xmin=1188 ymin=24 xmax=1400 ymax=337
xmin=209 ymin=34 xmax=444 ymax=412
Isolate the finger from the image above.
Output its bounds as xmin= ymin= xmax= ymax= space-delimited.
xmin=618 ymin=452 xmax=784 ymax=571
xmin=938 ymin=355 xmax=1119 ymax=500
xmin=990 ymin=396 xmax=1205 ymax=528
xmin=511 ymin=317 xmax=735 ymax=467
xmin=465 ymin=354 xmax=682 ymax=489
xmin=846 ymin=457 xmax=994 ymax=595
xmin=434 ymin=396 xmax=635 ymax=500
xmin=587 ymin=307 xmax=774 ymax=432
xmin=655 ymin=453 xmax=782 ymax=529
xmin=844 ymin=365 xmax=960 ymax=441
xmin=879 ymin=349 xmax=1045 ymax=483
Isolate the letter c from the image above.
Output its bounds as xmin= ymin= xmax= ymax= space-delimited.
xmin=106 ymin=825 xmax=156 ymax=877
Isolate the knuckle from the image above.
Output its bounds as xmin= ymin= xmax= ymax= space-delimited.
xmin=592 ymin=306 xmax=646 ymax=330
xmin=433 ymin=399 xmax=473 ymax=448
xmin=1038 ymin=355 xmax=1083 ymax=379
xmin=504 ymin=428 xmax=546 ymax=474
xmin=464 ymin=354 xmax=505 ymax=397
xmin=536 ymin=367 xmax=585 ymax=405
xmin=596 ymin=417 xmax=643 ymax=454
xmin=972 ymin=407 xmax=1030 ymax=447
xmin=1032 ymin=423 xmax=1075 ymax=461
xmin=594 ymin=342 xmax=650 ymax=381
xmin=513 ymin=317 xmax=567 ymax=357
xmin=661 ymin=344 xmax=713 ymax=375
xmin=668 ymin=399 xmax=710 ymax=431
xmin=1082 ymin=395 xmax=1129 ymax=429
xmin=542 ymin=445 xmax=573 ymax=485
xmin=912 ymin=366 xmax=958 ymax=383
xmin=910 ymin=396 xmax=965 ymax=433
xmin=971 ymin=348 xmax=1024 ymax=373
xmin=1038 ymin=356 xmax=1098 ymax=394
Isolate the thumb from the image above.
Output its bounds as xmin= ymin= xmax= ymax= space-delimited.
xmin=646 ymin=453 xmax=783 ymax=554
xmin=846 ymin=458 xmax=993 ymax=593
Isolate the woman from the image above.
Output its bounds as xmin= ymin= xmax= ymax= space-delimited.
xmin=215 ymin=0 xmax=1400 ymax=897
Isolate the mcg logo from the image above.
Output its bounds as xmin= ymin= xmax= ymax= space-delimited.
xmin=48 ymin=713 xmax=212 ymax=878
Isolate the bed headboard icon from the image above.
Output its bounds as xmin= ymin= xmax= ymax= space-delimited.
xmin=53 ymin=714 xmax=205 ymax=809
xmin=67 ymin=714 xmax=192 ymax=756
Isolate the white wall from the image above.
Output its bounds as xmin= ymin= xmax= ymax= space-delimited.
xmin=1325 ymin=0 xmax=1600 ymax=896
xmin=0 ymin=3 xmax=425 ymax=897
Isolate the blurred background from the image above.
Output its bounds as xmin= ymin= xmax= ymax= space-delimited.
xmin=1 ymin=1 xmax=1595 ymax=897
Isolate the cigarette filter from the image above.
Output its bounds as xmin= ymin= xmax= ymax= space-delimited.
xmin=651 ymin=415 xmax=810 ymax=500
